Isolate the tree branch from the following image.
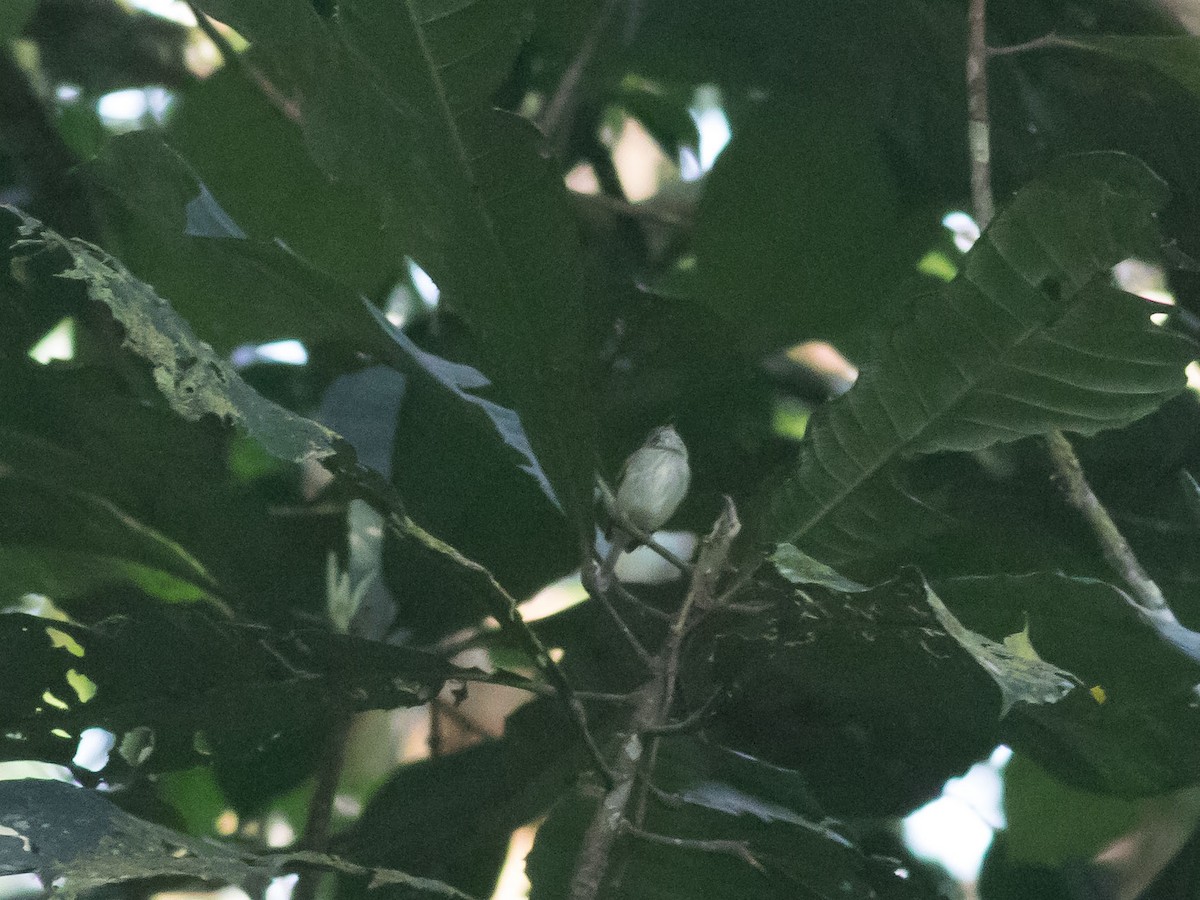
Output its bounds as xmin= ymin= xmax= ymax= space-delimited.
xmin=1044 ymin=431 xmax=1169 ymax=613
xmin=966 ymin=0 xmax=995 ymax=228
xmin=321 ymin=452 xmax=613 ymax=783
xmin=568 ymin=499 xmax=742 ymax=900
xmin=291 ymin=711 xmax=353 ymax=900
xmin=964 ymin=1 xmax=1170 ymax=617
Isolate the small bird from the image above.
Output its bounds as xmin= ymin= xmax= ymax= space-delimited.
xmin=601 ymin=425 xmax=691 ymax=580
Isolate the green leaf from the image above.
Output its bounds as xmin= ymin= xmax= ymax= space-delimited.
xmin=192 ymin=0 xmax=596 ymax=523
xmin=0 ymin=778 xmax=476 ymax=900
xmin=0 ymin=356 xmax=339 ymax=621
xmin=5 ymin=207 xmax=339 ymax=465
xmin=1054 ymin=35 xmax=1200 ymax=102
xmin=376 ymin=317 xmax=578 ymax=640
xmin=165 ymin=65 xmax=403 ymax=300
xmin=757 ymin=153 xmax=1197 ymax=561
xmin=338 ymin=699 xmax=583 ymax=897
xmin=702 ymin=568 xmax=1003 ymax=816
xmin=768 ymin=543 xmax=868 ymax=593
xmin=708 ymin=564 xmax=1200 ymax=804
xmin=922 ymin=579 xmax=1077 ymax=714
xmin=996 ymin=752 xmax=1136 ymax=868
xmin=0 ymin=547 xmax=215 ymax=607
xmin=690 ymin=96 xmax=912 ymax=358
xmin=0 ymin=607 xmax=528 ymax=774
xmin=938 ymin=573 xmax=1200 ymax=796
xmin=82 ymin=132 xmax=391 ymax=355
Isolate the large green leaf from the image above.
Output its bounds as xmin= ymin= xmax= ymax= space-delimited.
xmin=0 ymin=778 xmax=476 ymax=900
xmin=0 ymin=354 xmax=340 ymax=622
xmin=939 ymin=573 xmax=1200 ymax=796
xmin=192 ymin=0 xmax=596 ymax=523
xmin=691 ymin=95 xmax=913 ymax=358
xmin=701 ymin=568 xmax=1003 ymax=815
xmin=708 ymin=560 xmax=1200 ymax=807
xmin=82 ymin=132 xmax=392 ymax=355
xmin=337 ymin=698 xmax=583 ymax=897
xmin=757 ymin=153 xmax=1197 ymax=561
xmin=0 ymin=606 xmax=528 ymax=775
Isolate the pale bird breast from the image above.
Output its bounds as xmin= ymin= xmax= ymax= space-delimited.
xmin=616 ymin=449 xmax=690 ymax=532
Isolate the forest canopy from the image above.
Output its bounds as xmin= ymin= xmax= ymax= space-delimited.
xmin=4 ymin=1 xmax=1200 ymax=899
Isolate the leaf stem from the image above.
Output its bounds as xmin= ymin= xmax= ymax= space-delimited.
xmin=539 ymin=0 xmax=621 ymax=154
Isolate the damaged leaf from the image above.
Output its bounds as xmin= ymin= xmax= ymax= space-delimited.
xmin=5 ymin=207 xmax=338 ymax=465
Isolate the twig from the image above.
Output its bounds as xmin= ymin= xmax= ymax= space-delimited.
xmin=432 ymin=696 xmax=501 ymax=742
xmin=568 ymin=499 xmax=741 ymax=900
xmin=641 ymin=688 xmax=722 ymax=736
xmin=620 ymin=824 xmax=764 ymax=873
xmin=966 ymin=0 xmax=995 ymax=228
xmin=963 ymin=2 xmax=1171 ymax=616
xmin=596 ymin=475 xmax=695 ymax=576
xmin=577 ymin=690 xmax=640 ymax=705
xmin=321 ymin=453 xmax=613 ymax=785
xmin=1044 ymin=432 xmax=1169 ymax=613
xmin=292 ymin=711 xmax=353 ymax=900
xmin=989 ymin=33 xmax=1084 ymax=57
xmin=271 ymin=850 xmax=479 ymax=899
xmin=184 ymin=1 xmax=302 ymax=123
xmin=539 ymin=0 xmax=621 ymax=153
xmin=570 ymin=191 xmax=695 ymax=231
xmin=397 ymin=513 xmax=613 ymax=781
xmin=580 ymin=557 xmax=657 ymax=667
xmin=612 ymin=581 xmax=672 ymax=621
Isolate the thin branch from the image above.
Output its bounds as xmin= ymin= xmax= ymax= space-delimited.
xmin=988 ymin=33 xmax=1084 ymax=57
xmin=1044 ymin=431 xmax=1169 ymax=613
xmin=538 ymin=0 xmax=621 ymax=153
xmin=641 ymin=688 xmax=722 ymax=736
xmin=596 ymin=475 xmax=695 ymax=576
xmin=432 ymin=696 xmax=501 ymax=742
xmin=964 ymin=2 xmax=1171 ymax=616
xmin=570 ymin=191 xmax=695 ymax=231
xmin=398 ymin=513 xmax=613 ymax=781
xmin=184 ymin=1 xmax=302 ymax=123
xmin=271 ymin=850 xmax=479 ymax=899
xmin=568 ymin=500 xmax=741 ymax=900
xmin=577 ymin=690 xmax=640 ymax=705
xmin=620 ymin=824 xmax=764 ymax=873
xmin=612 ymin=581 xmax=672 ymax=621
xmin=966 ymin=0 xmax=995 ymax=228
xmin=292 ymin=711 xmax=353 ymax=900
xmin=321 ymin=453 xmax=613 ymax=784
xmin=586 ymin=566 xmax=656 ymax=669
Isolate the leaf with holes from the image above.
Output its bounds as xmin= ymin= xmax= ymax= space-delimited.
xmin=6 ymin=208 xmax=338 ymax=464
